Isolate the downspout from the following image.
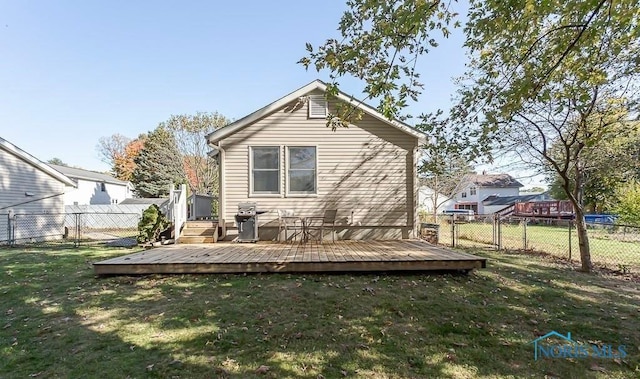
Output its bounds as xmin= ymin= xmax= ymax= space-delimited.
xmin=208 ymin=141 xmax=225 ymax=234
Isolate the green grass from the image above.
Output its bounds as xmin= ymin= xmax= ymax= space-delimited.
xmin=1 ymin=245 xmax=639 ymax=378
xmin=437 ymin=221 xmax=640 ymax=271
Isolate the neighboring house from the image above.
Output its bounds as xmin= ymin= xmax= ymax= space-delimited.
xmin=482 ymin=192 xmax=551 ymax=215
xmin=453 ymin=173 xmax=523 ymax=215
xmin=0 ymin=137 xmax=76 ymax=242
xmin=206 ymin=80 xmax=426 ymax=240
xmin=50 ymin=164 xmax=133 ymax=206
xmin=418 ymin=185 xmax=454 ymax=216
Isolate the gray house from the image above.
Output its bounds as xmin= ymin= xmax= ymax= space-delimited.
xmin=0 ymin=137 xmax=76 ymax=243
xmin=206 ymin=80 xmax=426 ymax=240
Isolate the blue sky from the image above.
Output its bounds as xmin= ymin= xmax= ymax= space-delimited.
xmin=2 ymin=1 xmax=529 ymax=182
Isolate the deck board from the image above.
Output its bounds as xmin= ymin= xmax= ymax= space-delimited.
xmin=94 ymin=240 xmax=487 ymax=275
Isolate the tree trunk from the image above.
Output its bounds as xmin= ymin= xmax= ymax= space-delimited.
xmin=571 ymin=167 xmax=593 ymax=272
xmin=574 ymin=206 xmax=592 ymax=272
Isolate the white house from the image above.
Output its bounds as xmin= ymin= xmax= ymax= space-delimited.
xmin=452 ymin=173 xmax=523 ymax=215
xmin=0 ymin=137 xmax=76 ymax=243
xmin=50 ymin=164 xmax=133 ymax=205
xmin=418 ymin=185 xmax=455 ymax=216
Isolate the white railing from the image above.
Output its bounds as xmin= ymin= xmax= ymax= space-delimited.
xmin=168 ymin=184 xmax=187 ymax=243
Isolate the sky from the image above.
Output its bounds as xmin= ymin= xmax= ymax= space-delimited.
xmin=0 ymin=1 xmax=542 ymax=187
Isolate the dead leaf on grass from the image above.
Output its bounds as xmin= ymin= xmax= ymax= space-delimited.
xmin=256 ymin=365 xmax=270 ymax=374
xmin=589 ymin=364 xmax=607 ymax=373
xmin=29 ymin=372 xmax=42 ymax=377
xmin=146 ymin=364 xmax=155 ymax=371
xmin=453 ymin=342 xmax=468 ymax=347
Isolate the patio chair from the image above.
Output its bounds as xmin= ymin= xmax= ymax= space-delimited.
xmin=305 ymin=209 xmax=337 ymax=243
xmin=277 ymin=209 xmax=303 ymax=242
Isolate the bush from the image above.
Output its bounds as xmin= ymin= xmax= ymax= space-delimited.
xmin=614 ymin=182 xmax=640 ymax=226
xmin=137 ymin=204 xmax=170 ymax=244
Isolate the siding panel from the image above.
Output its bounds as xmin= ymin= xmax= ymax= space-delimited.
xmin=220 ymin=94 xmax=418 ymax=239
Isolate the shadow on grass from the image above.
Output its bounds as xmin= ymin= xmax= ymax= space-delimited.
xmin=1 ymin=246 xmax=638 ymax=378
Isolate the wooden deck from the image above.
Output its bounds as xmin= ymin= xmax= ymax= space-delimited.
xmin=93 ymin=240 xmax=487 ymax=275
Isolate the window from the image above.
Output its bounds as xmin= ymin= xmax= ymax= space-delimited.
xmin=308 ymin=95 xmax=327 ymax=118
xmin=470 ymin=186 xmax=477 ymax=196
xmin=251 ymin=147 xmax=280 ymax=194
xmin=288 ymin=147 xmax=316 ymax=194
xmin=461 ymin=191 xmax=467 ymax=198
xmin=100 ymin=183 xmax=106 ymax=192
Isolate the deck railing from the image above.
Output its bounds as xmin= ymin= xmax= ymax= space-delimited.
xmin=168 ymin=184 xmax=188 ymax=243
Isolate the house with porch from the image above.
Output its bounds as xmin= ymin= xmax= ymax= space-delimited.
xmin=452 ymin=173 xmax=523 ymax=215
xmin=205 ymin=80 xmax=426 ymax=241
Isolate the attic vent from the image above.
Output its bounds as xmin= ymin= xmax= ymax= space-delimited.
xmin=308 ymin=95 xmax=327 ymax=118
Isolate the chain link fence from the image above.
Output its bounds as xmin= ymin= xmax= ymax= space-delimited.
xmin=0 ymin=212 xmax=140 ymax=248
xmin=421 ymin=214 xmax=640 ymax=273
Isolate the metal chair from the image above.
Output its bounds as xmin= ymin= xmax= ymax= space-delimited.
xmin=305 ymin=209 xmax=337 ymax=243
xmin=277 ymin=209 xmax=303 ymax=242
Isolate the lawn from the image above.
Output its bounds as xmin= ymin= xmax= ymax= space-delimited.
xmin=437 ymin=221 xmax=640 ymax=272
xmin=1 ymin=245 xmax=639 ymax=378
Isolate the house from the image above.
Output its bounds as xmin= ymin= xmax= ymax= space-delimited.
xmin=206 ymin=80 xmax=426 ymax=240
xmin=0 ymin=137 xmax=76 ymax=243
xmin=50 ymin=164 xmax=133 ymax=206
xmin=418 ymin=184 xmax=454 ymax=216
xmin=453 ymin=173 xmax=523 ymax=215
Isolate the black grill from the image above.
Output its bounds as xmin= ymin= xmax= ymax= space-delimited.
xmin=235 ymin=202 xmax=266 ymax=242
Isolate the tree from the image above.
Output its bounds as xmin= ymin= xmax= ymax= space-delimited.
xmin=614 ymin=182 xmax=640 ymax=226
xmin=160 ymin=112 xmax=228 ymax=195
xmin=131 ymin=127 xmax=186 ymax=198
xmin=302 ymin=0 xmax=640 ymax=272
xmin=96 ymin=133 xmax=131 ymax=167
xmin=113 ymin=135 xmax=146 ymax=182
xmin=47 ymin=157 xmax=67 ymax=166
xmin=417 ymin=115 xmax=473 ymax=219
xmin=545 ymin=120 xmax=640 ymax=212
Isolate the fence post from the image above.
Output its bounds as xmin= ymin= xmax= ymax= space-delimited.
xmin=522 ymin=218 xmax=528 ymax=250
xmin=7 ymin=213 xmax=14 ymax=246
xmin=451 ymin=214 xmax=456 ymax=248
xmin=497 ymin=216 xmax=502 ymax=250
xmin=74 ymin=213 xmax=81 ymax=247
xmin=568 ymin=220 xmax=572 ymax=261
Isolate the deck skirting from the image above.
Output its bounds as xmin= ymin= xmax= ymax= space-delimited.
xmin=94 ymin=240 xmax=487 ymax=275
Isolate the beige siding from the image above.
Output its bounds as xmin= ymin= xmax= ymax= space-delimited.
xmin=220 ymin=93 xmax=418 ymax=239
xmin=0 ymin=149 xmax=67 ymax=242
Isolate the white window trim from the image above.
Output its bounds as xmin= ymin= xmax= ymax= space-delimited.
xmin=308 ymin=95 xmax=328 ymax=119
xmin=248 ymin=146 xmax=282 ymax=197
xmin=285 ymin=145 xmax=319 ymax=197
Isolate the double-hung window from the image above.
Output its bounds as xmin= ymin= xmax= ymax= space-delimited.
xmin=288 ymin=146 xmax=316 ymax=194
xmin=251 ymin=146 xmax=280 ymax=194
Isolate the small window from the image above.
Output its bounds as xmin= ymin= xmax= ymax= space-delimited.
xmin=288 ymin=147 xmax=316 ymax=194
xmin=470 ymin=186 xmax=477 ymax=196
xmin=100 ymin=183 xmax=106 ymax=192
xmin=251 ymin=146 xmax=280 ymax=194
xmin=461 ymin=192 xmax=467 ymax=198
xmin=308 ymin=95 xmax=327 ymax=118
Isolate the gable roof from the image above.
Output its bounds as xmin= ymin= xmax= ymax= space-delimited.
xmin=0 ymin=137 xmax=76 ymax=187
xmin=49 ymin=164 xmax=130 ymax=186
xmin=469 ymin=174 xmax=523 ymax=188
xmin=206 ymin=79 xmax=427 ymax=144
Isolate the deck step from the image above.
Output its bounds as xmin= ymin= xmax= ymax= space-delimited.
xmin=182 ymin=227 xmax=217 ymax=236
xmin=179 ymin=236 xmax=217 ymax=244
xmin=179 ymin=221 xmax=219 ymax=243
